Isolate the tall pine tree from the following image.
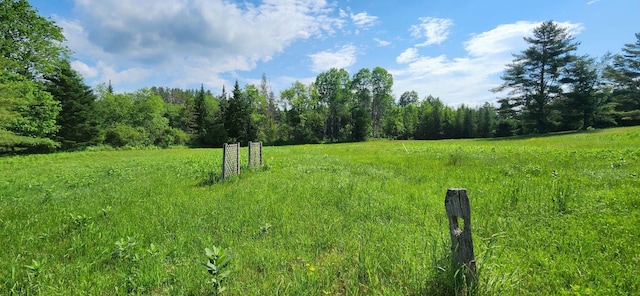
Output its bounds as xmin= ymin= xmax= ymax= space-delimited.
xmin=560 ymin=55 xmax=616 ymax=129
xmin=494 ymin=21 xmax=579 ymax=133
xmin=44 ymin=61 xmax=99 ymax=150
xmin=605 ymin=33 xmax=640 ymax=125
xmin=225 ymin=80 xmax=250 ymax=144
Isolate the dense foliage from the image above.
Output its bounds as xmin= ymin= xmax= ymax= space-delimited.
xmin=1 ymin=2 xmax=640 ymax=152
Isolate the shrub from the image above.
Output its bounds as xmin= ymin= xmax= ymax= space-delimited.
xmin=154 ymin=127 xmax=188 ymax=148
xmin=104 ymin=124 xmax=146 ymax=147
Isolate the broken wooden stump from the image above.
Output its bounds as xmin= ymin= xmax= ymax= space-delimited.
xmin=445 ymin=188 xmax=476 ymax=285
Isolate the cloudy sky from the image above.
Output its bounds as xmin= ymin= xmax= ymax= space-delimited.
xmin=31 ymin=0 xmax=639 ymax=106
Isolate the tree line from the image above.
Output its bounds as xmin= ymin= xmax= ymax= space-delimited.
xmin=92 ymin=69 xmax=498 ymax=148
xmin=1 ymin=0 xmax=639 ymax=153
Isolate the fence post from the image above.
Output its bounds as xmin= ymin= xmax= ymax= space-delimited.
xmin=445 ymin=188 xmax=476 ymax=285
xmin=259 ymin=141 xmax=263 ymax=166
xmin=248 ymin=141 xmax=253 ymax=167
xmin=235 ymin=142 xmax=240 ymax=175
xmin=222 ymin=143 xmax=228 ymax=180
xmin=248 ymin=141 xmax=263 ymax=168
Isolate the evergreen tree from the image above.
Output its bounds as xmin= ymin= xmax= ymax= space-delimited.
xmin=461 ymin=105 xmax=476 ymax=138
xmin=181 ymin=90 xmax=198 ymax=137
xmin=605 ymin=33 xmax=640 ymax=125
xmin=44 ymin=61 xmax=100 ymax=150
xmin=225 ymin=80 xmax=250 ymax=143
xmin=107 ymin=80 xmax=114 ymax=94
xmin=193 ymin=84 xmax=207 ymax=144
xmin=560 ymin=55 xmax=616 ymax=129
xmin=494 ymin=21 xmax=579 ymax=133
xmin=416 ymin=95 xmax=445 ymax=139
xmin=208 ymin=86 xmax=228 ymax=146
xmin=477 ymin=102 xmax=496 ymax=138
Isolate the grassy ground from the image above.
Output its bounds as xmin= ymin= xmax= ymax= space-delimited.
xmin=1 ymin=127 xmax=639 ymax=295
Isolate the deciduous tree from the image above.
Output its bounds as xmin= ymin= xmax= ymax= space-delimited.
xmin=0 ymin=78 xmax=60 ymax=151
xmin=315 ymin=68 xmax=351 ymax=141
xmin=0 ymin=0 xmax=69 ymax=79
xmin=350 ymin=68 xmax=372 ymax=141
xmin=371 ymin=67 xmax=393 ymax=137
xmin=399 ymin=90 xmax=419 ymax=107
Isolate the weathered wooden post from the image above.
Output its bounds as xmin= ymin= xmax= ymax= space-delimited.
xmin=445 ymin=188 xmax=476 ymax=285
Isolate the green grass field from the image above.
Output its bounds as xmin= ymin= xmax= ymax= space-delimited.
xmin=1 ymin=127 xmax=639 ymax=295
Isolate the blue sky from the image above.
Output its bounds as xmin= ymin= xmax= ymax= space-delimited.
xmin=30 ymin=0 xmax=639 ymax=106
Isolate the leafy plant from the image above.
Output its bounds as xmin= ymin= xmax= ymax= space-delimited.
xmin=114 ymin=237 xmax=137 ymax=259
xmin=25 ymin=259 xmax=45 ymax=280
xmin=551 ymin=174 xmax=574 ymax=214
xmin=259 ymin=222 xmax=272 ymax=235
xmin=146 ymin=243 xmax=159 ymax=256
xmin=67 ymin=213 xmax=90 ymax=231
xmin=200 ymin=170 xmax=221 ymax=186
xmin=447 ymin=150 xmax=465 ymax=166
xmin=203 ymin=246 xmax=232 ymax=295
xmin=100 ymin=206 xmax=112 ymax=217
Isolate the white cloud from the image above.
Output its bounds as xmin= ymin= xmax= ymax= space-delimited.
xmin=587 ymin=0 xmax=601 ymax=5
xmin=410 ymin=17 xmax=453 ymax=47
xmin=465 ymin=21 xmax=583 ymax=57
xmin=373 ymin=38 xmax=391 ymax=47
xmin=350 ymin=12 xmax=377 ymax=29
xmin=396 ymin=48 xmax=419 ymax=64
xmin=59 ymin=0 xmax=344 ymax=90
xmin=271 ymin=75 xmax=317 ymax=92
xmin=308 ymin=45 xmax=357 ymax=73
xmin=95 ymin=61 xmax=152 ymax=86
xmin=557 ymin=21 xmax=585 ymax=36
xmin=393 ymin=21 xmax=583 ymax=106
xmin=70 ymin=60 xmax=98 ymax=78
xmin=464 ymin=21 xmax=539 ymax=57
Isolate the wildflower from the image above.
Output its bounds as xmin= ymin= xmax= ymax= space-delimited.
xmin=306 ymin=263 xmax=316 ymax=275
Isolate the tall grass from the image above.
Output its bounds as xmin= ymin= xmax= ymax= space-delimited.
xmin=1 ymin=127 xmax=638 ymax=294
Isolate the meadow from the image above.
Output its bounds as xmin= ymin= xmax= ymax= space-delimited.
xmin=1 ymin=127 xmax=639 ymax=295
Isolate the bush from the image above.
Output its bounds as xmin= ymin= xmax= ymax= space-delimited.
xmin=0 ymin=129 xmax=59 ymax=154
xmin=103 ymin=124 xmax=146 ymax=147
xmin=154 ymin=127 xmax=189 ymax=148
